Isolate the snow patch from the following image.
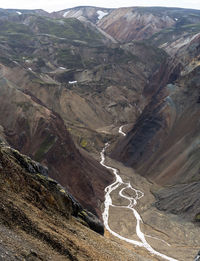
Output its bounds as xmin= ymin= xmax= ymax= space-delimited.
xmin=28 ymin=68 xmax=32 ymax=71
xmin=68 ymin=81 xmax=77 ymax=84
xmin=175 ymin=18 xmax=178 ymax=21
xmin=59 ymin=67 xmax=66 ymax=70
xmin=63 ymin=11 xmax=69 ymax=17
xmin=16 ymin=11 xmax=22 ymax=15
xmin=97 ymin=10 xmax=108 ymax=20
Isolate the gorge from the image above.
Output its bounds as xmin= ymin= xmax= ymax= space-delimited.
xmin=0 ymin=5 xmax=200 ymax=260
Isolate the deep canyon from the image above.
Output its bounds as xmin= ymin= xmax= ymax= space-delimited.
xmin=0 ymin=5 xmax=200 ymax=260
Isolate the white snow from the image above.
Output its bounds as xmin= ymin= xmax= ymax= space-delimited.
xmin=28 ymin=68 xmax=32 ymax=71
xmin=97 ymin=10 xmax=108 ymax=20
xmin=119 ymin=125 xmax=126 ymax=136
xmin=63 ymin=11 xmax=69 ymax=18
xmin=16 ymin=11 xmax=22 ymax=15
xmin=68 ymin=81 xmax=77 ymax=84
xmin=59 ymin=67 xmax=66 ymax=70
xmin=175 ymin=18 xmax=178 ymax=21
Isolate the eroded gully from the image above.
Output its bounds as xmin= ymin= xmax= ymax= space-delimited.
xmin=100 ymin=126 xmax=178 ymax=261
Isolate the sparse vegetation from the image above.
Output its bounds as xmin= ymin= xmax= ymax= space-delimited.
xmin=195 ymin=213 xmax=200 ymax=222
xmin=16 ymin=102 xmax=33 ymax=112
xmin=35 ymin=136 xmax=56 ymax=161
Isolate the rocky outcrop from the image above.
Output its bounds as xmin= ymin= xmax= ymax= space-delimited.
xmin=0 ymin=143 xmax=104 ymax=234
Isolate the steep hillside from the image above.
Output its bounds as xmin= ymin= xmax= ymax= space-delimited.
xmin=0 ymin=69 xmax=113 ymax=217
xmin=111 ymin=20 xmax=200 ymax=222
xmin=0 ymin=14 xmax=119 ymax=217
xmin=98 ymin=7 xmax=200 ymax=42
xmin=0 ymin=142 xmax=156 ymax=260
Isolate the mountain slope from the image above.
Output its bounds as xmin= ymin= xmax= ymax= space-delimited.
xmin=111 ymin=20 xmax=200 ymax=222
xmin=0 ymin=70 xmax=112 ymax=217
xmin=52 ymin=6 xmax=112 ymax=23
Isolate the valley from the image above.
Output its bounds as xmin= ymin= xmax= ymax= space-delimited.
xmin=0 ymin=5 xmax=200 ymax=261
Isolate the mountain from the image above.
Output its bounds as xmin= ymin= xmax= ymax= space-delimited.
xmin=0 ymin=13 xmax=115 ymax=217
xmin=52 ymin=6 xmax=112 ymax=23
xmin=0 ymin=9 xmax=171 ymax=219
xmin=0 ymin=5 xmax=200 ymax=260
xmin=53 ymin=6 xmax=200 ymax=42
xmin=111 ymin=11 xmax=200 ymax=222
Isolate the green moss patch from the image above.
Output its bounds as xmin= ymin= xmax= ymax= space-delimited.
xmin=195 ymin=213 xmax=200 ymax=222
xmin=34 ymin=136 xmax=56 ymax=161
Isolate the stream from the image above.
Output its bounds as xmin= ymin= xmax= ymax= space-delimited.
xmin=101 ymin=126 xmax=178 ymax=261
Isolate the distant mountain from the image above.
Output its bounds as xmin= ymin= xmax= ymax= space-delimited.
xmin=52 ymin=6 xmax=113 ymax=23
xmin=0 ymin=8 xmax=49 ymax=17
xmin=52 ymin=6 xmax=200 ymax=42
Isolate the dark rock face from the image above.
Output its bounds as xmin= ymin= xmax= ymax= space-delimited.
xmin=154 ymin=182 xmax=200 ymax=221
xmin=12 ymin=149 xmax=48 ymax=176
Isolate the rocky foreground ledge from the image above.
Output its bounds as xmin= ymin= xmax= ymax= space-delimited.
xmin=0 ymin=142 xmax=104 ymax=235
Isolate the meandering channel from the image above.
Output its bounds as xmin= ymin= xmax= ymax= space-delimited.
xmin=101 ymin=126 xmax=178 ymax=261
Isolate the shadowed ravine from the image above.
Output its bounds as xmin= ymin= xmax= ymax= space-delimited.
xmin=101 ymin=126 xmax=178 ymax=261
